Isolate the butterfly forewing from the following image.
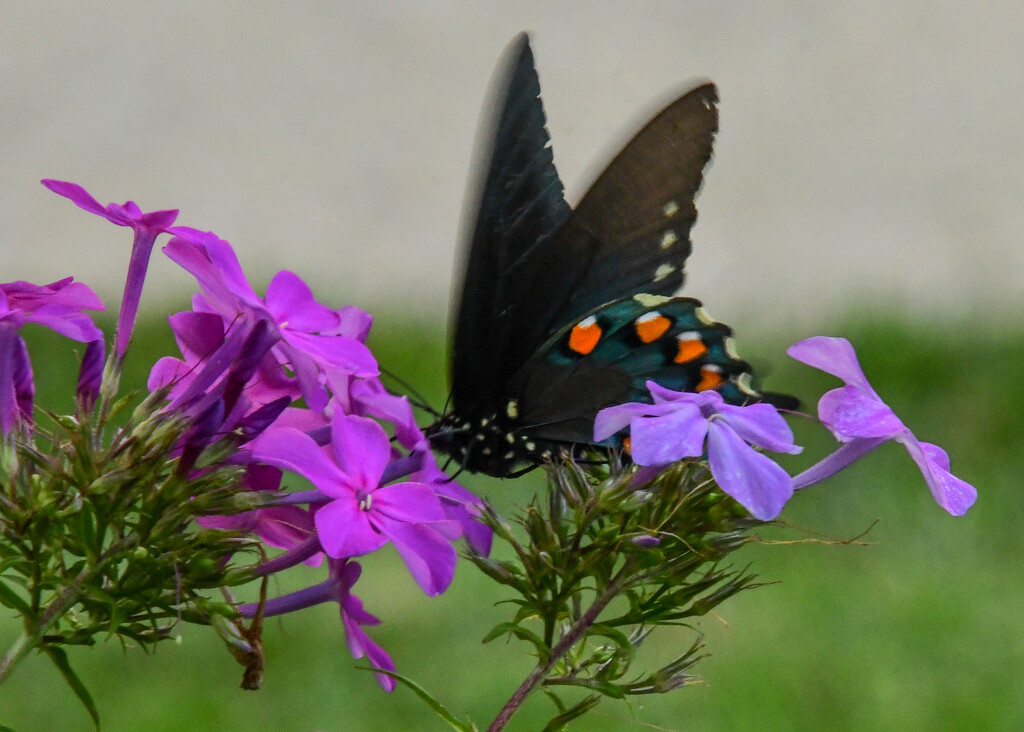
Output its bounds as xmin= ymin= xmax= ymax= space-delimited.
xmin=450 ymin=33 xmax=570 ymax=411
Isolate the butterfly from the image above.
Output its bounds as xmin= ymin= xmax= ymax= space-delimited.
xmin=427 ymin=33 xmax=791 ymax=477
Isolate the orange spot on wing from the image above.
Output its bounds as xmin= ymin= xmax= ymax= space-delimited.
xmin=622 ymin=436 xmax=632 ymax=455
xmin=674 ymin=336 xmax=708 ymax=363
xmin=635 ymin=312 xmax=671 ymax=343
xmin=696 ymin=366 xmax=726 ymax=392
xmin=568 ymin=318 xmax=602 ymax=355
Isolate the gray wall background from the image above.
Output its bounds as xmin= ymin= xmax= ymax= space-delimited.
xmin=2 ymin=2 xmax=1020 ymax=334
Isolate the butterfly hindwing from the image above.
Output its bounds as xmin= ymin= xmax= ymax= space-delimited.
xmin=513 ymin=295 xmax=759 ymax=445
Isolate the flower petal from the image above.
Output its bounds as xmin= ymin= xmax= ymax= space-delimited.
xmin=265 ymin=271 xmax=339 ymax=332
xmin=376 ymin=518 xmax=457 ymax=595
xmin=371 ymin=481 xmax=447 ymax=524
xmin=819 ymin=385 xmax=904 ymax=440
xmin=787 ymin=336 xmax=876 ymax=394
xmin=629 ymin=404 xmax=707 ymax=465
xmin=897 ymin=435 xmax=978 ymax=516
xmin=716 ymin=402 xmax=801 ymax=454
xmin=330 ymin=413 xmax=390 ymax=489
xmin=251 ymin=426 xmax=345 ymax=495
xmin=707 ymin=421 xmax=794 ymax=520
xmin=283 ymin=330 xmax=378 ymax=378
xmin=314 ymin=498 xmax=387 ymax=557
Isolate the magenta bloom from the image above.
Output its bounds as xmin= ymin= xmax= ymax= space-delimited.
xmin=252 ymin=412 xmax=457 ymax=595
xmin=787 ymin=336 xmax=976 ymax=516
xmin=164 ymin=230 xmax=377 ymax=410
xmin=595 ymin=382 xmax=801 ymax=521
xmin=330 ymin=559 xmax=397 ymax=691
xmin=42 ymin=180 xmax=177 ymax=361
xmin=239 ymin=558 xmax=396 ymax=691
xmin=0 ymin=278 xmax=105 ymax=433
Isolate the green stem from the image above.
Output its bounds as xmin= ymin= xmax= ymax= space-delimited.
xmin=486 ymin=562 xmax=632 ymax=732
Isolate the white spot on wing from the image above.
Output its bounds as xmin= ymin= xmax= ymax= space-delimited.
xmin=634 ymin=293 xmax=670 ymax=308
xmin=660 ymin=230 xmax=678 ymax=249
xmin=663 ymin=200 xmax=680 ymax=218
xmin=654 ymin=264 xmax=675 ymax=281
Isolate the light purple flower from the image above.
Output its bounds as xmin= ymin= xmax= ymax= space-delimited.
xmin=0 ymin=278 xmax=104 ymax=433
xmin=788 ymin=336 xmax=976 ymax=516
xmin=595 ymin=382 xmax=801 ymax=521
xmin=42 ymin=180 xmax=177 ymax=361
xmin=252 ymin=412 xmax=457 ymax=595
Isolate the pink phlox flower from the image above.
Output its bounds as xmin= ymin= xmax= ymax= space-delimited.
xmin=252 ymin=412 xmax=458 ymax=595
xmin=595 ymin=382 xmax=801 ymax=521
xmin=0 ymin=278 xmax=104 ymax=342
xmin=787 ymin=336 xmax=976 ymax=516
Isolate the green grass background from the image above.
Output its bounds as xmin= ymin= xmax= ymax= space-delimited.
xmin=0 ymin=308 xmax=1020 ymax=731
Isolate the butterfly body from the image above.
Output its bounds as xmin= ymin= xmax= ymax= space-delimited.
xmin=428 ymin=34 xmax=789 ymax=477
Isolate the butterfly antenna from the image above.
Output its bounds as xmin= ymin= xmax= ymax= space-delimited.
xmin=378 ymin=366 xmax=441 ymax=417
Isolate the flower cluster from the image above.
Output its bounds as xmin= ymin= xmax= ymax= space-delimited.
xmin=23 ymin=180 xmax=492 ymax=691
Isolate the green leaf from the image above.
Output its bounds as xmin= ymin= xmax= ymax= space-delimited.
xmin=482 ymin=621 xmax=547 ymax=653
xmin=540 ymin=693 xmax=600 ymax=731
xmin=368 ymin=668 xmax=476 ymax=732
xmin=45 ymin=646 xmax=100 ymax=730
xmin=0 ymin=578 xmax=31 ymax=614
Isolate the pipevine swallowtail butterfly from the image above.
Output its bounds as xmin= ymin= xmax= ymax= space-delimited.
xmin=426 ymin=34 xmax=791 ymax=477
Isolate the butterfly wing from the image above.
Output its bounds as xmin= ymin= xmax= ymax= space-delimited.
xmin=449 ymin=33 xmax=571 ymax=414
xmin=499 ymin=83 xmax=719 ymax=371
xmin=437 ymin=34 xmax=789 ymax=475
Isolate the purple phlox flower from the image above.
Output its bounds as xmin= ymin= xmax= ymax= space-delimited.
xmin=251 ymin=412 xmax=458 ymax=595
xmin=164 ymin=231 xmax=378 ymax=411
xmin=787 ymin=336 xmax=976 ymax=516
xmin=0 ymin=278 xmax=105 ymax=342
xmin=149 ymin=310 xmax=299 ymax=413
xmin=238 ymin=558 xmax=396 ymax=691
xmin=0 ymin=278 xmax=105 ymax=434
xmin=595 ymin=382 xmax=802 ymax=521
xmin=43 ymin=180 xmax=177 ymax=361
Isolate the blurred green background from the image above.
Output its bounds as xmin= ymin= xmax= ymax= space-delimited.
xmin=1 ymin=308 xmax=1019 ymax=731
